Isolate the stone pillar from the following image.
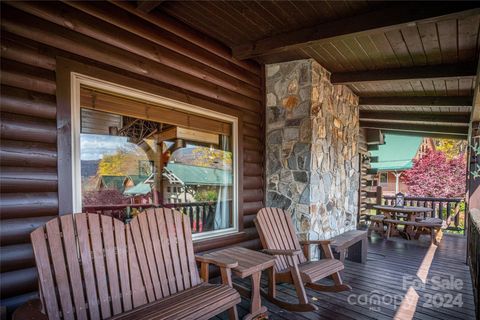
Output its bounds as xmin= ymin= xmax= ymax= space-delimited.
xmin=265 ymin=59 xmax=360 ymax=245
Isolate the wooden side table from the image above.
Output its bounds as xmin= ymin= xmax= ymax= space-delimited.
xmin=200 ymin=247 xmax=276 ymax=320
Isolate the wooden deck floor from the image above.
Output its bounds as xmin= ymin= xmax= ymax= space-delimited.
xmin=214 ymin=234 xmax=476 ymax=320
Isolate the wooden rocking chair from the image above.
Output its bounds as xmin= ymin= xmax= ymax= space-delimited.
xmin=254 ymin=208 xmax=352 ymax=312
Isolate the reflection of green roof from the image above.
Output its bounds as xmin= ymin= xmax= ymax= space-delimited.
xmin=167 ymin=163 xmax=232 ymax=186
xmin=370 ymin=133 xmax=423 ymax=171
xmin=100 ymin=175 xmax=149 ymax=192
xmin=129 ymin=175 xmax=149 ymax=185
xmin=124 ymin=183 xmax=151 ymax=195
xmin=100 ymin=176 xmax=127 ymax=191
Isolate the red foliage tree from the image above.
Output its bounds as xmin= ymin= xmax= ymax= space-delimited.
xmin=401 ymin=149 xmax=466 ymax=198
xmin=82 ymin=188 xmax=128 ymax=206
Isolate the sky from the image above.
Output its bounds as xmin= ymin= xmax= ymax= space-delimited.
xmin=80 ymin=134 xmax=133 ymax=161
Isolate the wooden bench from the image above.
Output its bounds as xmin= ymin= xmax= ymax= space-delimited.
xmin=13 ymin=208 xmax=241 ymax=320
xmin=384 ymin=218 xmax=443 ymax=245
xmin=329 ymin=230 xmax=368 ymax=264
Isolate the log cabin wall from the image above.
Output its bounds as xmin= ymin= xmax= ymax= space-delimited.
xmin=0 ymin=1 xmax=264 ymax=314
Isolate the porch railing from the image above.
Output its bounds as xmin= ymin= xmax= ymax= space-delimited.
xmin=467 ymin=208 xmax=480 ymax=314
xmin=382 ymin=195 xmax=464 ymax=232
xmin=83 ymin=200 xmax=231 ymax=233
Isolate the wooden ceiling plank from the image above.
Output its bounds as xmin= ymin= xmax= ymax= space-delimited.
xmin=400 ymin=25 xmax=428 ymax=66
xmin=417 ymin=22 xmax=442 ymax=65
xmin=136 ymin=0 xmax=164 ymax=13
xmin=253 ymin=1 xmax=289 ymax=30
xmin=369 ymin=33 xmax=401 ymax=69
xmin=331 ymin=63 xmax=477 ymax=84
xmin=458 ymin=14 xmax=480 ymax=62
xmin=359 ymin=111 xmax=470 ymax=124
xmin=232 ymin=4 xmax=480 ymax=59
xmin=160 ymin=3 xmax=236 ymax=47
xmin=209 ymin=1 xmax=253 ymax=32
xmin=420 ymin=79 xmax=436 ymax=96
xmin=355 ymin=34 xmax=383 ymax=70
xmin=190 ymin=2 xmax=252 ymax=41
xmin=459 ymin=77 xmax=475 ymax=96
xmin=313 ymin=44 xmax=349 ymax=72
xmin=289 ymin=1 xmax=315 ymax=22
xmin=437 ymin=19 xmax=459 ymax=63
xmin=230 ymin=2 xmax=277 ymax=35
xmin=269 ymin=1 xmax=298 ymax=27
xmin=342 ymin=37 xmax=376 ymax=70
xmin=432 ymin=79 xmax=448 ymax=96
xmin=331 ymin=39 xmax=368 ymax=71
xmin=384 ymin=29 xmax=414 ymax=67
xmin=445 ymin=79 xmax=460 ymax=96
xmin=323 ymin=42 xmax=357 ymax=71
xmin=409 ymin=80 xmax=427 ymax=96
xmin=360 ymin=121 xmax=468 ymax=136
xmin=359 ymin=96 xmax=473 ymax=107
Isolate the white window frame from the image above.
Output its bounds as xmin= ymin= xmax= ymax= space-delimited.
xmin=70 ymin=72 xmax=239 ymax=241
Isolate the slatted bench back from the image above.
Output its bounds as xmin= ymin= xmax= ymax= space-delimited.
xmin=255 ymin=208 xmax=307 ymax=272
xmin=31 ymin=208 xmax=201 ymax=320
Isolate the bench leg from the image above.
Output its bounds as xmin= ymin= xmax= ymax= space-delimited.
xmin=346 ymin=238 xmax=367 ymax=264
xmin=228 ymin=306 xmax=239 ymax=320
xmin=243 ymin=271 xmax=267 ymax=320
xmin=386 ymin=223 xmax=392 ymax=239
xmin=361 ymin=237 xmax=367 ymax=263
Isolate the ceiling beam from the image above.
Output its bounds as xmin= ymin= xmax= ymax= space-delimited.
xmin=360 ymin=121 xmax=468 ymax=136
xmin=360 ymin=111 xmax=470 ymax=125
xmin=233 ymin=4 xmax=480 ymax=60
xmin=136 ymin=0 xmax=164 ymax=13
xmin=359 ymin=96 xmax=473 ymax=107
xmin=332 ymin=63 xmax=477 ymax=84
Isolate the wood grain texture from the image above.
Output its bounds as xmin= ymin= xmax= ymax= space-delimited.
xmin=28 ymin=210 xmax=240 ymax=319
xmin=0 ymin=1 xmax=264 ymax=313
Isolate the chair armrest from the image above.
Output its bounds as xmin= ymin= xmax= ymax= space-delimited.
xmin=12 ymin=299 xmax=47 ymax=320
xmin=262 ymin=249 xmax=302 ymax=256
xmin=299 ymin=240 xmax=331 ymax=245
xmin=195 ymin=255 xmax=238 ymax=268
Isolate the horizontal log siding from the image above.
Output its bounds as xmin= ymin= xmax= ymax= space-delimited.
xmin=0 ymin=1 xmax=264 ymax=314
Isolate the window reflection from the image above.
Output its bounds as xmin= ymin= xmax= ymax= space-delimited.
xmin=79 ymin=108 xmax=233 ymax=233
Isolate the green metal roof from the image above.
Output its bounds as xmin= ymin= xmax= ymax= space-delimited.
xmin=124 ymin=183 xmax=151 ymax=195
xmin=369 ymin=132 xmax=423 ymax=171
xmin=167 ymin=163 xmax=232 ymax=186
xmin=100 ymin=176 xmax=128 ymax=192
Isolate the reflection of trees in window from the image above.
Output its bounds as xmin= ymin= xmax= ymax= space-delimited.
xmin=97 ymin=146 xmax=148 ymax=177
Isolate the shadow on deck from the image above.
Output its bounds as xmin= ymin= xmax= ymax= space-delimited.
xmin=214 ymin=234 xmax=475 ymax=320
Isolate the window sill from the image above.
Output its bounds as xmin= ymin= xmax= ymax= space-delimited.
xmin=193 ymin=230 xmax=247 ymax=252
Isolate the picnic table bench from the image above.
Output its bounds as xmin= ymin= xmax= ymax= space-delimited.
xmin=13 ymin=208 xmax=241 ymax=320
xmin=384 ymin=217 xmax=443 ymax=245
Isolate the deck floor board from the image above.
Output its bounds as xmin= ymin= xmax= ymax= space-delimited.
xmin=214 ymin=234 xmax=476 ymax=320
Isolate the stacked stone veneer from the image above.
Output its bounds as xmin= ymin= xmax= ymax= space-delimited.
xmin=266 ymin=59 xmax=360 ymax=242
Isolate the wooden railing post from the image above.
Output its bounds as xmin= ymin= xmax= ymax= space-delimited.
xmin=376 ymin=186 xmax=383 ymax=214
xmin=467 ymin=209 xmax=480 ymax=317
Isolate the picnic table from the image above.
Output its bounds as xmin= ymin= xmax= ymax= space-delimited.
xmin=373 ymin=205 xmax=433 ymax=238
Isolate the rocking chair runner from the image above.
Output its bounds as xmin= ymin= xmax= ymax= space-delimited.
xmin=254 ymin=208 xmax=352 ymax=312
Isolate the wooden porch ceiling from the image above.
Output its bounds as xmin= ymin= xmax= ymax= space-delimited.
xmin=152 ymin=1 xmax=480 ymax=137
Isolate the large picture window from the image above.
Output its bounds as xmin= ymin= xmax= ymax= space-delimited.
xmin=71 ymin=74 xmax=238 ymax=240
